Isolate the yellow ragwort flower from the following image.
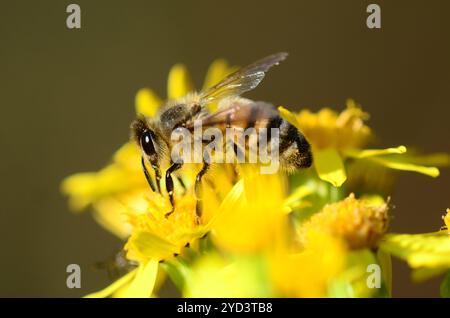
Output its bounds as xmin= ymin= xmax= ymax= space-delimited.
xmin=379 ymin=210 xmax=450 ymax=282
xmin=124 ymin=190 xmax=211 ymax=263
xmin=269 ymin=230 xmax=347 ymax=297
xmin=278 ymin=100 xmax=445 ymax=187
xmin=211 ymin=165 xmax=288 ymax=253
xmin=296 ymin=99 xmax=372 ymax=151
xmin=299 ymin=193 xmax=389 ymax=250
xmin=183 ymin=253 xmax=271 ymax=298
xmin=276 ymin=194 xmax=390 ymax=297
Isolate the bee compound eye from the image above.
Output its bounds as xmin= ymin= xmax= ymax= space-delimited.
xmin=141 ymin=130 xmax=156 ymax=156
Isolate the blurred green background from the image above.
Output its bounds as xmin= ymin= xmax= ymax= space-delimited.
xmin=0 ymin=0 xmax=449 ymax=297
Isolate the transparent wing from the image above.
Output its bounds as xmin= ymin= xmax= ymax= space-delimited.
xmin=198 ymin=52 xmax=288 ymax=105
xmin=187 ymin=100 xmax=277 ymax=130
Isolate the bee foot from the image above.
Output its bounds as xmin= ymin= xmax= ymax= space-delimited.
xmin=165 ymin=209 xmax=174 ymax=218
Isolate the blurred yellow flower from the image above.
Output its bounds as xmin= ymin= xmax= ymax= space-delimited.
xmin=273 ymin=194 xmax=390 ymax=297
xmin=211 ymin=166 xmax=287 ymax=253
xmin=296 ymin=99 xmax=372 ymax=151
xmin=379 ymin=211 xmax=450 ymax=282
xmin=183 ymin=253 xmax=271 ymax=298
xmin=270 ymin=230 xmax=347 ymax=297
xmin=278 ymin=100 xmax=445 ymax=187
xmin=299 ymin=193 xmax=389 ymax=250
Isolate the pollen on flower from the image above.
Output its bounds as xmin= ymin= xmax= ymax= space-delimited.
xmin=297 ymin=99 xmax=372 ymax=150
xmin=299 ymin=193 xmax=389 ymax=249
xmin=124 ymin=191 xmax=205 ymax=263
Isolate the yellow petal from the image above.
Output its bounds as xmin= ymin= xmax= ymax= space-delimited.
xmin=135 ymin=89 xmax=162 ymax=117
xmin=167 ymin=64 xmax=193 ymax=100
xmin=399 ymin=152 xmax=450 ymax=167
xmin=314 ymin=148 xmax=347 ymax=187
xmin=112 ymin=142 xmax=141 ymax=168
xmin=211 ymin=171 xmax=286 ymax=253
xmin=411 ymin=267 xmax=448 ymax=283
xmin=61 ymin=165 xmax=143 ymax=211
xmin=380 ymin=233 xmax=450 ymax=269
xmin=369 ymin=157 xmax=440 ymax=177
xmin=271 ymin=232 xmax=347 ymax=297
xmin=183 ymin=254 xmax=270 ymax=298
xmin=278 ymin=106 xmax=302 ymax=130
xmin=283 ymin=185 xmax=314 ymax=214
xmin=282 ymin=201 xmax=312 ymax=214
xmin=111 ymin=281 xmax=132 ymax=298
xmin=126 ymin=231 xmax=180 ymax=262
xmin=343 ymin=145 xmax=407 ymax=159
xmin=91 ymin=199 xmax=131 ymax=240
xmin=284 ymin=185 xmax=314 ymax=206
xmin=113 ymin=265 xmax=165 ymax=297
xmin=119 ymin=260 xmax=159 ymax=298
xmin=84 ymin=269 xmax=137 ymax=298
xmin=208 ymin=179 xmax=244 ymax=228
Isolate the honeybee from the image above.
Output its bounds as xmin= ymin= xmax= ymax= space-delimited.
xmin=131 ymin=52 xmax=312 ymax=215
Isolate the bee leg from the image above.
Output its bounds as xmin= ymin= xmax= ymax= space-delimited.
xmin=230 ymin=140 xmax=243 ymax=182
xmin=176 ymin=176 xmax=187 ymax=193
xmin=152 ymin=164 xmax=162 ymax=193
xmin=141 ymin=156 xmax=156 ymax=192
xmin=195 ymin=151 xmax=211 ymax=217
xmin=165 ymin=161 xmax=183 ymax=217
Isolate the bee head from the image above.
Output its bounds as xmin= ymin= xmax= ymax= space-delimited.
xmin=131 ymin=117 xmax=164 ymax=165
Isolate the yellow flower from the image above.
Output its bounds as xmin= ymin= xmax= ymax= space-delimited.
xmin=295 ymin=99 xmax=372 ymax=151
xmin=278 ymin=100 xmax=447 ymax=187
xmin=61 ymin=59 xmax=236 ymax=238
xmin=85 ymin=260 xmax=159 ymax=298
xmin=299 ymin=193 xmax=389 ymax=250
xmin=379 ymin=210 xmax=450 ymax=282
xmin=210 ymin=165 xmax=287 ymax=253
xmin=272 ymin=194 xmax=390 ymax=297
xmin=183 ymin=253 xmax=271 ymax=298
xmin=124 ymin=190 xmax=210 ymax=263
xmin=270 ymin=230 xmax=347 ymax=297
xmin=62 ymin=55 xmax=449 ymax=298
xmin=84 ymin=168 xmax=232 ymax=297
xmin=269 ymin=195 xmax=391 ymax=298
xmin=61 ymin=143 xmax=146 ymax=238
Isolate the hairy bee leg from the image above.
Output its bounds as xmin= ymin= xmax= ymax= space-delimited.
xmin=195 ymin=152 xmax=211 ymax=217
xmin=230 ymin=140 xmax=243 ymax=182
xmin=176 ymin=176 xmax=187 ymax=193
xmin=152 ymin=165 xmax=162 ymax=193
xmin=231 ymin=163 xmax=239 ymax=183
xmin=141 ymin=156 xmax=156 ymax=192
xmin=165 ymin=161 xmax=183 ymax=217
